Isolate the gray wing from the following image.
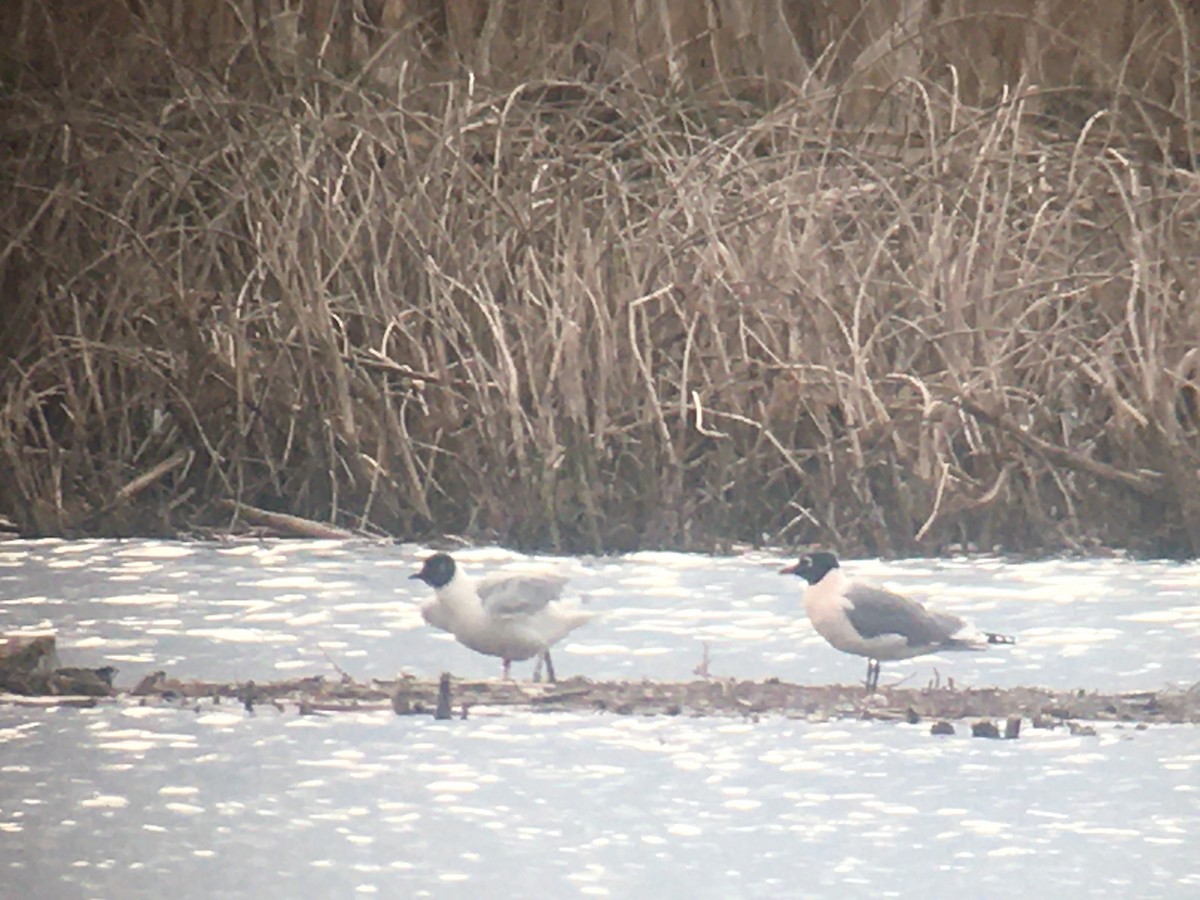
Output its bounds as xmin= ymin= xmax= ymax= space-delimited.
xmin=929 ymin=609 xmax=968 ymax=636
xmin=843 ymin=584 xmax=958 ymax=646
xmin=476 ymin=572 xmax=570 ymax=619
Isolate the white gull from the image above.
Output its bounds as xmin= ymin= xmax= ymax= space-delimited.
xmin=410 ymin=552 xmax=595 ymax=682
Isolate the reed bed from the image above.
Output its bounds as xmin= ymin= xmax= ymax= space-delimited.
xmin=2 ymin=43 xmax=1198 ymax=556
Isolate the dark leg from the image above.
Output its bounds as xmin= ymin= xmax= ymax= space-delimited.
xmin=865 ymin=659 xmax=881 ymax=692
xmin=502 ymin=658 xmax=511 ymax=680
xmin=543 ymin=651 xmax=556 ymax=684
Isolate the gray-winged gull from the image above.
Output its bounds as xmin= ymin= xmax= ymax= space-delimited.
xmin=780 ymin=551 xmax=1014 ymax=691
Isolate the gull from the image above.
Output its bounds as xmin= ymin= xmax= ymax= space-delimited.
xmin=410 ymin=552 xmax=594 ymax=682
xmin=780 ymin=551 xmax=1014 ymax=691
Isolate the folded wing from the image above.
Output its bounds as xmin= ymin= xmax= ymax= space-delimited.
xmin=476 ymin=573 xmax=570 ymax=619
xmin=843 ymin=584 xmax=961 ymax=647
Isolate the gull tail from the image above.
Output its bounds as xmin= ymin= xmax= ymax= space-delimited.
xmin=942 ymin=628 xmax=1017 ymax=652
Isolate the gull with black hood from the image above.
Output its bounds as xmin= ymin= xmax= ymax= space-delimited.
xmin=781 ymin=551 xmax=1014 ymax=691
xmin=410 ymin=552 xmax=595 ymax=682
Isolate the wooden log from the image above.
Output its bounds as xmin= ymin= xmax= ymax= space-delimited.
xmin=434 ymin=672 xmax=453 ymax=720
xmin=221 ymin=500 xmax=356 ymax=539
xmin=8 ymin=671 xmax=1186 ymax=724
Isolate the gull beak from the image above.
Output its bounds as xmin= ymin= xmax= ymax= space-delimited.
xmin=779 ymin=562 xmax=799 ymax=575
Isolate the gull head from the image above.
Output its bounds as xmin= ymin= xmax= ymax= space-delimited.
xmin=411 ymin=552 xmax=457 ymax=589
xmin=779 ymin=551 xmax=840 ymax=585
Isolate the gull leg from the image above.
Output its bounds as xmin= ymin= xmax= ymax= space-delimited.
xmin=865 ymin=659 xmax=882 ymax=693
xmin=532 ymin=654 xmax=544 ymax=683
xmin=502 ymin=658 xmax=512 ymax=680
xmin=543 ymin=651 xmax=556 ymax=684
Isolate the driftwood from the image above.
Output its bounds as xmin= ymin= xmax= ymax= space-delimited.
xmin=220 ymin=501 xmax=356 ymax=539
xmin=4 ymin=635 xmax=1195 ymax=724
xmin=5 ymin=670 xmax=1188 ymax=726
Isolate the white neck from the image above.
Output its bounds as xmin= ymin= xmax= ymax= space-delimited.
xmin=803 ymin=567 xmax=850 ymax=614
xmin=424 ymin=572 xmax=484 ymax=630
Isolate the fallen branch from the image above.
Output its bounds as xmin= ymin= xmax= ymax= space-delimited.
xmin=222 ymin=500 xmax=356 ymax=538
xmin=116 ymin=449 xmax=192 ymax=501
xmin=956 ymin=396 xmax=1164 ymax=496
xmin=23 ymin=670 xmax=1192 ymax=724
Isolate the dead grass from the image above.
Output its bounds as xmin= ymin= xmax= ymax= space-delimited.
xmin=1 ymin=29 xmax=1199 ymax=556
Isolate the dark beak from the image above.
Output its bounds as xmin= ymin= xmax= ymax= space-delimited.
xmin=409 ymin=572 xmax=424 ymax=581
xmin=779 ymin=562 xmax=799 ymax=574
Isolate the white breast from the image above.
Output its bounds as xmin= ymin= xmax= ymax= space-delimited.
xmin=801 ymin=570 xmax=907 ymax=659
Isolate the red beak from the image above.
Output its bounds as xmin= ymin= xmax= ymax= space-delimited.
xmin=779 ymin=562 xmax=799 ymax=574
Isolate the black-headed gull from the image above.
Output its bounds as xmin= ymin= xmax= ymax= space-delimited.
xmin=410 ymin=552 xmax=595 ymax=682
xmin=780 ymin=551 xmax=1014 ymax=691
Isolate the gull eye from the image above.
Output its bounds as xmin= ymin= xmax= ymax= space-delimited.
xmin=800 ymin=555 xmax=811 ymax=567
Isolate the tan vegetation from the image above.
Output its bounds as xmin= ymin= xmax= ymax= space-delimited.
xmin=1 ymin=2 xmax=1198 ymax=555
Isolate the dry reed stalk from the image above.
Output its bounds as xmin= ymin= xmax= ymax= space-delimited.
xmin=1 ymin=18 xmax=1198 ymax=555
